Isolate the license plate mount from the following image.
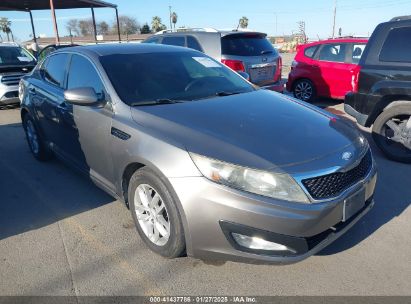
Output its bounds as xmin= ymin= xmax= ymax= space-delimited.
xmin=343 ymin=187 xmax=366 ymax=222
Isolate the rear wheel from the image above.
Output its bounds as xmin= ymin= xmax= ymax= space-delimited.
xmin=22 ymin=114 xmax=52 ymax=161
xmin=128 ymin=167 xmax=185 ymax=258
xmin=293 ymin=79 xmax=316 ymax=102
xmin=372 ymin=105 xmax=411 ymax=163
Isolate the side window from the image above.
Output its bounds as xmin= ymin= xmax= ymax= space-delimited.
xmin=351 ymin=44 xmax=366 ymax=64
xmin=143 ymin=36 xmax=160 ymax=44
xmin=67 ymin=54 xmax=104 ymax=97
xmin=380 ymin=27 xmax=411 ymax=63
xmin=187 ymin=36 xmax=203 ymax=52
xmin=318 ymin=44 xmax=347 ymax=63
xmin=162 ymin=36 xmax=185 ymax=47
xmin=44 ymin=54 xmax=69 ymax=87
xmin=304 ymin=46 xmax=318 ymax=58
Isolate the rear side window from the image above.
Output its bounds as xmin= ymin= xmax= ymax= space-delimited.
xmin=162 ymin=36 xmax=185 ymax=47
xmin=187 ymin=36 xmax=203 ymax=52
xmin=318 ymin=44 xmax=347 ymax=63
xmin=351 ymin=44 xmax=366 ymax=64
xmin=44 ymin=53 xmax=69 ymax=87
xmin=380 ymin=27 xmax=411 ymax=63
xmin=67 ymin=54 xmax=104 ymax=96
xmin=304 ymin=46 xmax=318 ymax=58
xmin=221 ymin=34 xmax=277 ymax=56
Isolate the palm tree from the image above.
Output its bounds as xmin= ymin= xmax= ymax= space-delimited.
xmin=0 ymin=17 xmax=12 ymax=41
xmin=171 ymin=12 xmax=178 ymax=31
xmin=237 ymin=16 xmax=249 ymax=30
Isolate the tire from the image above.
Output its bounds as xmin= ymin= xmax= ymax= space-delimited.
xmin=128 ymin=167 xmax=185 ymax=258
xmin=22 ymin=114 xmax=53 ymax=161
xmin=292 ymin=79 xmax=316 ymax=102
xmin=372 ymin=105 xmax=411 ymax=163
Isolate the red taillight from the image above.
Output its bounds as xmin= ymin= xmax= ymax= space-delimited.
xmin=221 ymin=59 xmax=245 ymax=72
xmin=352 ymin=65 xmax=361 ymax=93
xmin=274 ymin=56 xmax=282 ymax=82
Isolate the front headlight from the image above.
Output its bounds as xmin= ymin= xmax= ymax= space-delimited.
xmin=190 ymin=153 xmax=309 ymax=203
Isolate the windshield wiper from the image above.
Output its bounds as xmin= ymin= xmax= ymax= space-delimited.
xmin=215 ymin=91 xmax=244 ymax=97
xmin=261 ymin=50 xmax=274 ymax=54
xmin=131 ymin=99 xmax=185 ymax=106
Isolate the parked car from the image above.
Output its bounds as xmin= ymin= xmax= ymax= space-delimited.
xmin=19 ymin=44 xmax=376 ymax=264
xmin=0 ymin=42 xmax=36 ymax=105
xmin=143 ymin=28 xmax=283 ymax=92
xmin=345 ymin=16 xmax=411 ymax=163
xmin=287 ymin=38 xmax=368 ymax=102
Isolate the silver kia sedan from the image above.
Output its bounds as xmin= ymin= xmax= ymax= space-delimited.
xmin=19 ymin=44 xmax=377 ymax=264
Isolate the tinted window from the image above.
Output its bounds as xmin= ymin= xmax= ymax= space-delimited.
xmin=304 ymin=46 xmax=318 ymax=58
xmin=67 ymin=54 xmax=104 ymax=96
xmin=0 ymin=46 xmax=36 ymax=66
xmin=318 ymin=44 xmax=347 ymax=63
xmin=162 ymin=36 xmax=185 ymax=47
xmin=187 ymin=36 xmax=203 ymax=52
xmin=100 ymin=52 xmax=253 ymax=105
xmin=44 ymin=54 xmax=69 ymax=87
xmin=143 ymin=36 xmax=160 ymax=44
xmin=380 ymin=27 xmax=411 ymax=63
xmin=221 ymin=34 xmax=277 ymax=56
xmin=351 ymin=44 xmax=366 ymax=64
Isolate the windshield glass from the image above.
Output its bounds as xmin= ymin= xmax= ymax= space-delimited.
xmin=0 ymin=46 xmax=35 ymax=66
xmin=99 ymin=51 xmax=254 ymax=105
xmin=221 ymin=34 xmax=277 ymax=56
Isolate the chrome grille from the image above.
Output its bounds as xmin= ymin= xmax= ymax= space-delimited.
xmin=302 ymin=150 xmax=372 ymax=200
xmin=0 ymin=73 xmax=25 ymax=86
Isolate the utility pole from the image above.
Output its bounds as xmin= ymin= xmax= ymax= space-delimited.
xmin=168 ymin=5 xmax=172 ymax=31
xmin=332 ymin=0 xmax=337 ymax=38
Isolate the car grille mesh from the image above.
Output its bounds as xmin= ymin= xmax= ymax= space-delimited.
xmin=302 ymin=150 xmax=372 ymax=200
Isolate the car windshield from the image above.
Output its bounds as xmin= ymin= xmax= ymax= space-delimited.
xmin=0 ymin=46 xmax=35 ymax=66
xmin=99 ymin=51 xmax=254 ymax=106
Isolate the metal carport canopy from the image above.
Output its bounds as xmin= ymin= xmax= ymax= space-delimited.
xmin=0 ymin=0 xmax=120 ymax=44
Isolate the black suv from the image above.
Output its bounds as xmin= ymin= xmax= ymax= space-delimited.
xmin=345 ymin=16 xmax=411 ymax=163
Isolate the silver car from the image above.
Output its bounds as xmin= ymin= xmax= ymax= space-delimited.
xmin=20 ymin=44 xmax=377 ymax=264
xmin=143 ymin=28 xmax=284 ymax=92
xmin=0 ymin=43 xmax=36 ymax=105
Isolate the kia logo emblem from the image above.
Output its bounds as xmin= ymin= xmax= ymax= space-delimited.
xmin=342 ymin=152 xmax=353 ymax=160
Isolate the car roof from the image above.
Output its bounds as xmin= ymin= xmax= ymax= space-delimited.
xmin=55 ymin=43 xmax=194 ymax=57
xmin=301 ymin=38 xmax=369 ymax=48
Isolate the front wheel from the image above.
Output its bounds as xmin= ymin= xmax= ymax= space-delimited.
xmin=372 ymin=105 xmax=411 ymax=163
xmin=128 ymin=167 xmax=186 ymax=258
xmin=292 ymin=79 xmax=316 ymax=102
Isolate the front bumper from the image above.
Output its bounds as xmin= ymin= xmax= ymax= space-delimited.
xmin=169 ymin=162 xmax=377 ymax=264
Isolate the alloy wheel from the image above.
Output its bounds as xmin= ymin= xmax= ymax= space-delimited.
xmin=294 ymin=81 xmax=313 ymax=101
xmin=382 ymin=115 xmax=411 ymax=151
xmin=26 ymin=119 xmax=40 ymax=155
xmin=134 ymin=184 xmax=171 ymax=246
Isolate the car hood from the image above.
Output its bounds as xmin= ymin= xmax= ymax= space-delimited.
xmin=131 ymin=90 xmax=366 ymax=172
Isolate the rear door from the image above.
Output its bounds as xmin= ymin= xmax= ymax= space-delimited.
xmin=31 ymin=53 xmax=69 ymax=147
xmin=316 ymin=43 xmax=354 ymax=98
xmin=221 ymin=33 xmax=280 ymax=86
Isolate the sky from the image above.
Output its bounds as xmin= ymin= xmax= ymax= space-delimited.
xmin=1 ymin=0 xmax=411 ymax=42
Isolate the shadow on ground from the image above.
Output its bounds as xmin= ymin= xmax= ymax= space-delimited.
xmin=0 ymin=121 xmax=114 ymax=240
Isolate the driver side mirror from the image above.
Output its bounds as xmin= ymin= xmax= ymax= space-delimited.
xmin=238 ymin=71 xmax=250 ymax=81
xmin=64 ymin=87 xmax=103 ymax=106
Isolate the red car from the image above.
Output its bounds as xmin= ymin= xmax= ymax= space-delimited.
xmin=286 ymin=38 xmax=368 ymax=102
